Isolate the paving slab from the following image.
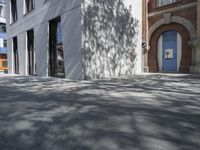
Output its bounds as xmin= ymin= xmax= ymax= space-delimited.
xmin=0 ymin=74 xmax=200 ymax=150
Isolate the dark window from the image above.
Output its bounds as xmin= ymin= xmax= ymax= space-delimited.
xmin=3 ymin=39 xmax=7 ymax=47
xmin=2 ymin=60 xmax=7 ymax=67
xmin=4 ymin=69 xmax=8 ymax=73
xmin=2 ymin=25 xmax=6 ymax=32
xmin=27 ymin=29 xmax=36 ymax=75
xmin=11 ymin=0 xmax=18 ymax=22
xmin=0 ymin=23 xmax=6 ymax=32
xmin=13 ymin=36 xmax=19 ymax=74
xmin=25 ymin=0 xmax=34 ymax=14
xmin=49 ymin=17 xmax=65 ymax=78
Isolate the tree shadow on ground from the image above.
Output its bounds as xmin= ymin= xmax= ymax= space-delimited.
xmin=0 ymin=74 xmax=200 ymax=150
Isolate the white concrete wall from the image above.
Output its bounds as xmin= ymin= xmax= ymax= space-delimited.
xmin=81 ymin=0 xmax=142 ymax=79
xmin=7 ymin=38 xmax=12 ymax=74
xmin=34 ymin=22 xmax=49 ymax=77
xmin=61 ymin=7 xmax=82 ymax=80
xmin=157 ymin=35 xmax=163 ymax=72
xmin=17 ymin=32 xmax=27 ymax=75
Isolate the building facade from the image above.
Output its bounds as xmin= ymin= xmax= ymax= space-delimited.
xmin=0 ymin=0 xmax=7 ymax=73
xmin=6 ymin=0 xmax=142 ymax=79
xmin=143 ymin=0 xmax=198 ymax=73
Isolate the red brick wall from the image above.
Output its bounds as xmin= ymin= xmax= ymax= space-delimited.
xmin=148 ymin=0 xmax=196 ymax=13
xmin=144 ymin=0 xmax=197 ymax=72
xmin=148 ymin=6 xmax=197 ymax=31
xmin=142 ymin=0 xmax=147 ymax=42
xmin=198 ymin=0 xmax=200 ymax=36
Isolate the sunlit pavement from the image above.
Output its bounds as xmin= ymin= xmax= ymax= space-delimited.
xmin=0 ymin=74 xmax=200 ymax=150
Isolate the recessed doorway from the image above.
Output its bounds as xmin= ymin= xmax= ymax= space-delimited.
xmin=157 ymin=30 xmax=182 ymax=72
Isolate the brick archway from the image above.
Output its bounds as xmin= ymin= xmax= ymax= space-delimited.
xmin=148 ymin=23 xmax=192 ymax=73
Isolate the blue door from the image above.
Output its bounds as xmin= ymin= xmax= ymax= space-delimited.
xmin=162 ymin=31 xmax=177 ymax=72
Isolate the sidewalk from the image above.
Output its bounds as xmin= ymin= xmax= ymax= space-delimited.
xmin=0 ymin=74 xmax=199 ymax=150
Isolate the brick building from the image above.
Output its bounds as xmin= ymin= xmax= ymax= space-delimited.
xmin=143 ymin=0 xmax=199 ymax=73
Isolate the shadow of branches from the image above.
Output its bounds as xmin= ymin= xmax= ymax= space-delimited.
xmin=81 ymin=0 xmax=139 ymax=79
xmin=0 ymin=74 xmax=200 ymax=150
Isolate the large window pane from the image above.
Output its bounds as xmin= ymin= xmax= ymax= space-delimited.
xmin=27 ymin=29 xmax=36 ymax=75
xmin=13 ymin=37 xmax=19 ymax=74
xmin=49 ymin=17 xmax=65 ymax=78
xmin=11 ymin=0 xmax=18 ymax=22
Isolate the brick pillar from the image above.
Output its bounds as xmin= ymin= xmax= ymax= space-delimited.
xmin=196 ymin=0 xmax=200 ymax=66
xmin=190 ymin=0 xmax=200 ymax=73
xmin=197 ymin=0 xmax=200 ymax=36
xmin=143 ymin=0 xmax=149 ymax=72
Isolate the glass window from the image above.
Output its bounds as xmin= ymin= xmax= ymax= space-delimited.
xmin=2 ymin=60 xmax=7 ymax=67
xmin=0 ymin=24 xmax=6 ymax=32
xmin=158 ymin=0 xmax=178 ymax=7
xmin=24 ymin=0 xmax=34 ymax=14
xmin=0 ymin=0 xmax=5 ymax=5
xmin=10 ymin=0 xmax=18 ymax=23
xmin=49 ymin=17 xmax=65 ymax=78
xmin=27 ymin=29 xmax=36 ymax=75
xmin=2 ymin=25 xmax=6 ymax=32
xmin=3 ymin=39 xmax=7 ymax=47
xmin=13 ymin=37 xmax=19 ymax=74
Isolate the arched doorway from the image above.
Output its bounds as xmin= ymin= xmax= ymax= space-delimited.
xmin=157 ymin=30 xmax=182 ymax=72
xmin=148 ymin=23 xmax=192 ymax=73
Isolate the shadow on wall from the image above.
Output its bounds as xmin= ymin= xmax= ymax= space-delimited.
xmin=82 ymin=0 xmax=139 ymax=79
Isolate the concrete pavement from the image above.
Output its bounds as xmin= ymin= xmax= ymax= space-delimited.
xmin=0 ymin=74 xmax=200 ymax=150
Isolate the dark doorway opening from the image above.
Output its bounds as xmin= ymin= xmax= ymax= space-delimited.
xmin=49 ymin=17 xmax=65 ymax=78
xmin=13 ymin=36 xmax=19 ymax=74
xmin=27 ymin=29 xmax=36 ymax=75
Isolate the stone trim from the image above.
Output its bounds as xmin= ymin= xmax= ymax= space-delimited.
xmin=149 ymin=16 xmax=196 ymax=41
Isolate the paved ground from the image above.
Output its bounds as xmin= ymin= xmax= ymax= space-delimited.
xmin=0 ymin=74 xmax=200 ymax=150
